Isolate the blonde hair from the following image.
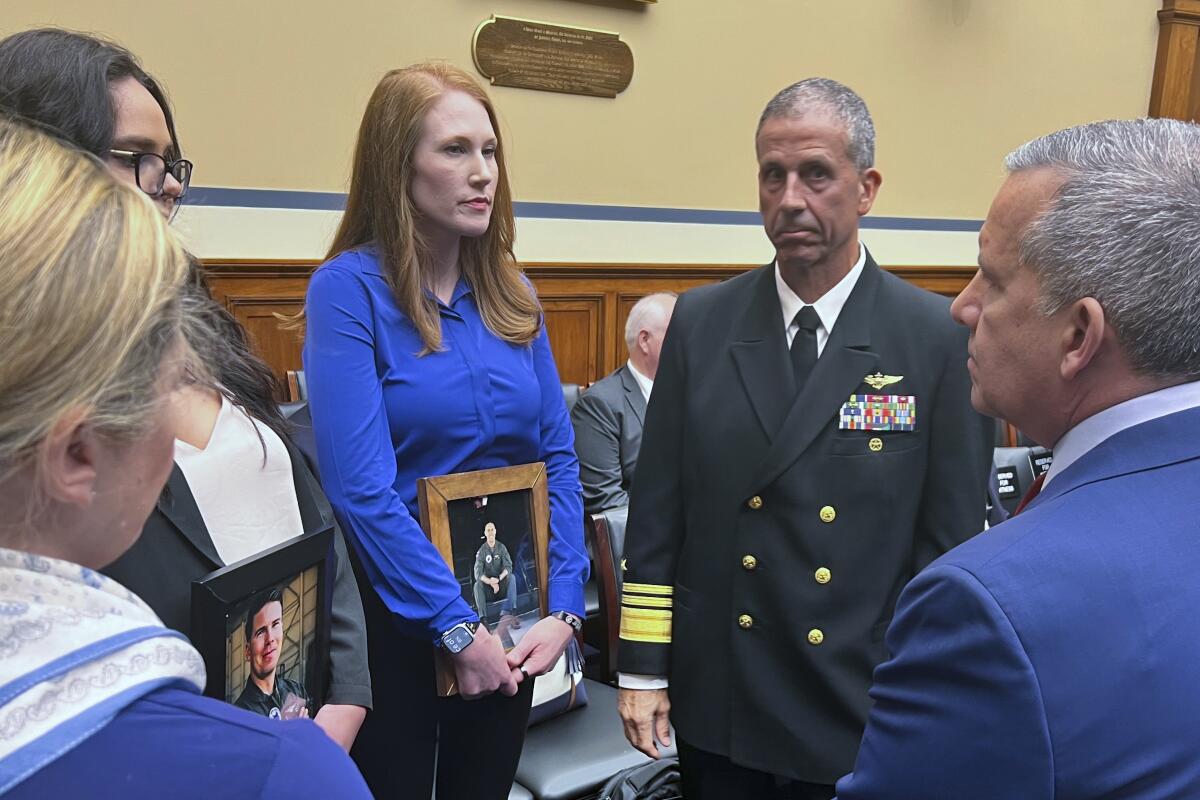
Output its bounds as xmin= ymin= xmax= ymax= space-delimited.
xmin=0 ymin=118 xmax=188 ymax=479
xmin=325 ymin=62 xmax=540 ymax=353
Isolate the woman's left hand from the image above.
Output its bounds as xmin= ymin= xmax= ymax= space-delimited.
xmin=506 ymin=616 xmax=574 ymax=683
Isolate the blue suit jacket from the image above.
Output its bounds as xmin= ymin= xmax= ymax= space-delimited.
xmin=836 ymin=405 xmax=1200 ymax=799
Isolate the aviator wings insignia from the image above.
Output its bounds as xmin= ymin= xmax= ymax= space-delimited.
xmin=863 ymin=372 xmax=903 ymax=390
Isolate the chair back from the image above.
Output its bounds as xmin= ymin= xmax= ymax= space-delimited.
xmin=587 ymin=505 xmax=628 ymax=684
xmin=286 ymin=369 xmax=308 ymax=402
xmin=561 ymin=383 xmax=582 ymax=415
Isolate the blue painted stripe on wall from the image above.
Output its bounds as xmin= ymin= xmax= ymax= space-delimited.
xmin=184 ymin=186 xmax=983 ymax=232
xmin=187 ymin=186 xmax=347 ymax=210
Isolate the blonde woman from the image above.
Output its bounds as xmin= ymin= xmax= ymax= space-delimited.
xmin=0 ymin=119 xmax=369 ymax=799
xmin=304 ymin=63 xmax=588 ymax=798
xmin=0 ymin=28 xmax=371 ymax=749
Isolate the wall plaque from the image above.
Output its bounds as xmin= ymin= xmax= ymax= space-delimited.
xmin=472 ymin=15 xmax=634 ymax=99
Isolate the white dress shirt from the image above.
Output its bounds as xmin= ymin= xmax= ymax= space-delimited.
xmin=776 ymin=243 xmax=866 ymax=355
xmin=627 ymin=360 xmax=654 ymax=403
xmin=174 ymin=394 xmax=305 ymax=566
xmin=1043 ymin=380 xmax=1200 ymax=489
xmin=618 ymin=245 xmax=869 ymax=691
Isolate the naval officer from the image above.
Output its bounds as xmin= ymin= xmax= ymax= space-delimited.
xmin=616 ymin=77 xmax=993 ymax=799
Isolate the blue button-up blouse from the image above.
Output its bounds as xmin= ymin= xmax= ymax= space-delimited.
xmin=303 ymin=247 xmax=588 ymax=641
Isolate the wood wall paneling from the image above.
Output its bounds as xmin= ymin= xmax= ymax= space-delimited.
xmin=199 ymin=260 xmax=975 ymax=398
xmin=1150 ymin=0 xmax=1200 ymax=120
xmin=539 ymin=294 xmax=605 ymax=387
xmin=203 ymin=261 xmax=312 ymax=399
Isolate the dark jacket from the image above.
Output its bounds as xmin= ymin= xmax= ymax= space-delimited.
xmin=103 ymin=432 xmax=372 ymax=709
xmin=618 ymin=255 xmax=992 ymax=783
xmin=571 ymin=364 xmax=646 ymax=515
xmin=235 ymin=669 xmax=313 ymax=719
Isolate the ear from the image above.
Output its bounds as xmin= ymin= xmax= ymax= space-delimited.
xmin=858 ymin=168 xmax=882 ymax=216
xmin=38 ymin=410 xmax=100 ymax=508
xmin=245 ymin=641 xmax=253 ymax=662
xmin=638 ymin=329 xmax=652 ymax=356
xmin=1060 ymin=297 xmax=1106 ymax=381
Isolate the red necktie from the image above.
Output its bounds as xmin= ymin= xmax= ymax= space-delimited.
xmin=1014 ymin=473 xmax=1046 ymax=515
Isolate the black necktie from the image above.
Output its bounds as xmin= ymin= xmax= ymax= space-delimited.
xmin=790 ymin=306 xmax=821 ymax=393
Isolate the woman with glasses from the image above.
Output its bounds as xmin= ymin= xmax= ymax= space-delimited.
xmin=0 ymin=28 xmax=371 ymax=751
xmin=0 ymin=29 xmax=189 ymax=215
xmin=0 ymin=117 xmax=369 ymax=799
xmin=303 ymin=63 xmax=589 ymax=799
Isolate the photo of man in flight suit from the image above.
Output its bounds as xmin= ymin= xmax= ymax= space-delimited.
xmin=472 ymin=522 xmax=519 ymax=627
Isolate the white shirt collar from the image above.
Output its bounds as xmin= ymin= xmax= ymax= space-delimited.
xmin=775 ymin=243 xmax=866 ymax=346
xmin=1044 ymin=379 xmax=1200 ymax=487
xmin=627 ymin=360 xmax=653 ymax=402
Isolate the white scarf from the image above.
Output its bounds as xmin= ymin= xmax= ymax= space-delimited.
xmin=0 ymin=547 xmax=206 ymax=793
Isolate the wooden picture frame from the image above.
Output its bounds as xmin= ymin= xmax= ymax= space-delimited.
xmin=190 ymin=526 xmax=335 ymax=717
xmin=418 ymin=462 xmax=551 ymax=696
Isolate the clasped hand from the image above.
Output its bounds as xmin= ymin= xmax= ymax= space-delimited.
xmin=449 ymin=626 xmax=518 ymax=699
xmin=504 ymin=615 xmax=574 ymax=686
xmin=450 ymin=616 xmax=574 ymax=700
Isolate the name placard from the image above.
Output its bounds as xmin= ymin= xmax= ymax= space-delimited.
xmin=995 ymin=466 xmax=1020 ymax=499
xmin=1029 ymin=447 xmax=1054 ymax=478
xmin=472 ymin=15 xmax=634 ymax=99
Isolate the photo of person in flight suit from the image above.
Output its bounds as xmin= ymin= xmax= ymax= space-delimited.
xmin=234 ymin=587 xmax=313 ymax=720
xmin=472 ymin=522 xmax=519 ymax=627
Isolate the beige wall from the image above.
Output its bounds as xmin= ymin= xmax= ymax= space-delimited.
xmin=3 ymin=0 xmax=1159 ymax=219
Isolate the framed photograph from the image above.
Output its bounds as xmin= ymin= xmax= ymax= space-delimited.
xmin=418 ymin=462 xmax=550 ymax=696
xmin=190 ymin=525 xmax=334 ymax=720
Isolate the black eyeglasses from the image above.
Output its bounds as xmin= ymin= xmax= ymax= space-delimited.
xmin=108 ymin=149 xmax=193 ymax=199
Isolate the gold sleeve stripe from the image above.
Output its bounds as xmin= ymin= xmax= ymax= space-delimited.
xmin=621 ymin=594 xmax=672 ymax=609
xmin=620 ymin=607 xmax=672 ymax=643
xmin=621 ymin=606 xmax=671 ymax=620
xmin=622 ymin=582 xmax=674 ymax=596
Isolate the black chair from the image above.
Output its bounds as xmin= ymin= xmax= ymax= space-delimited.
xmin=583 ymin=507 xmax=627 ymax=685
xmin=514 ymin=680 xmax=674 ymax=800
xmin=510 ymin=504 xmax=670 ymax=799
xmin=507 ymin=783 xmax=534 ymax=800
xmin=561 ymin=383 xmax=582 ymax=416
xmin=287 ymin=368 xmax=308 ymax=402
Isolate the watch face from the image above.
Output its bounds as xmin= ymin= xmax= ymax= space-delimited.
xmin=443 ymin=626 xmax=474 ymax=653
xmin=555 ymin=612 xmax=582 ymax=631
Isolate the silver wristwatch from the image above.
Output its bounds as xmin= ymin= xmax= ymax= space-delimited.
xmin=551 ymin=610 xmax=584 ymax=632
xmin=440 ymin=620 xmax=480 ymax=653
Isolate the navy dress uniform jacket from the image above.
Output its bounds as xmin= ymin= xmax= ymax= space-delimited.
xmin=618 ymin=254 xmax=992 ymax=784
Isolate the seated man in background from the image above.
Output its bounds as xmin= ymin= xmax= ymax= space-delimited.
xmin=572 ymin=292 xmax=676 ymax=514
xmin=836 ymin=117 xmax=1200 ymax=798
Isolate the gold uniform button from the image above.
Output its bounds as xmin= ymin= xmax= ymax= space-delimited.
xmin=738 ymin=614 xmax=754 ymax=629
xmin=747 ymin=495 xmax=764 ymax=510
xmin=742 ymin=554 xmax=758 ymax=571
xmin=807 ymin=628 xmax=824 ymax=645
xmin=814 ymin=567 xmax=831 ymax=584
xmin=819 ymin=505 xmax=837 ymax=523
xmin=869 ymin=437 xmax=883 ymax=452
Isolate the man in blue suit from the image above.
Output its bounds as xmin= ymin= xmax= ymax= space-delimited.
xmin=835 ymin=118 xmax=1200 ymax=798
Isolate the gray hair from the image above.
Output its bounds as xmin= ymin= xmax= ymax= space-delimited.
xmin=1006 ymin=118 xmax=1200 ymax=380
xmin=624 ymin=292 xmax=677 ymax=351
xmin=757 ymin=78 xmax=875 ymax=170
